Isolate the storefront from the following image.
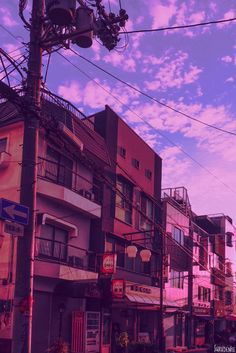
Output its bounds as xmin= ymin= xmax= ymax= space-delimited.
xmin=111 ymin=280 xmax=161 ymax=350
xmin=192 ymin=306 xmax=213 ymax=347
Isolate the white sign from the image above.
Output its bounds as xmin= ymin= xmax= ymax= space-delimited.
xmin=4 ymin=221 xmax=24 ymax=237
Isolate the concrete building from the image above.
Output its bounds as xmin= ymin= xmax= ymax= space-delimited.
xmin=88 ymin=105 xmax=163 ymax=352
xmin=0 ymin=93 xmax=111 ymax=353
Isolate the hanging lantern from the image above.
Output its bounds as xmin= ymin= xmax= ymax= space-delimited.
xmin=46 ymin=0 xmax=76 ymax=26
xmin=74 ymin=6 xmax=93 ymax=48
xmin=140 ymin=249 xmax=152 ymax=262
xmin=126 ymin=245 xmax=138 ymax=258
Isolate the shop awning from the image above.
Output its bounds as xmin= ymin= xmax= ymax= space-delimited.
xmin=125 ymin=294 xmax=159 ymax=305
xmin=226 ymin=315 xmax=236 ymax=321
xmin=125 ymin=295 xmax=182 ymax=308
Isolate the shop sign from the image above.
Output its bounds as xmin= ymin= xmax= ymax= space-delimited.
xmin=101 ymin=253 xmax=117 ymax=274
xmin=125 ymin=281 xmax=160 ymax=298
xmin=193 ymin=306 xmax=211 ymax=316
xmin=112 ymin=279 xmax=124 ymax=298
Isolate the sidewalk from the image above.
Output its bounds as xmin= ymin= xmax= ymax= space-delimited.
xmin=167 ymin=348 xmax=209 ymax=353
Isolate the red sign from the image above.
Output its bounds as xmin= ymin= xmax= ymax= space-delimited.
xmin=112 ymin=280 xmax=124 ymax=298
xmin=101 ymin=253 xmax=117 ymax=274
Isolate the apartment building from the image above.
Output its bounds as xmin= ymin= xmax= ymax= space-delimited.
xmin=0 ymin=93 xmax=111 ymax=353
xmin=161 ymin=187 xmax=191 ymax=350
xmin=87 ymin=105 xmax=163 ymax=351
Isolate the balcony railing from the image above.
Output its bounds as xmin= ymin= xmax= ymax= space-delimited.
xmin=37 ymin=157 xmax=102 ymax=204
xmin=35 ymin=237 xmax=98 ymax=272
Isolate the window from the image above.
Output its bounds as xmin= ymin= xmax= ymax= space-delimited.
xmin=118 ymin=146 xmax=126 ymax=158
xmin=116 ymin=178 xmax=133 ymax=224
xmin=132 ymin=158 xmax=140 ymax=169
xmin=213 ymin=285 xmax=223 ymax=300
xmin=145 ymin=169 xmax=152 ymax=180
xmin=170 ymin=270 xmax=184 ymax=289
xmin=0 ymin=138 xmax=7 ymax=153
xmin=38 ymin=223 xmax=68 ymax=261
xmin=140 ymin=195 xmax=154 ymax=235
xmin=226 ymin=232 xmax=233 ymax=247
xmin=225 ymin=262 xmax=232 ymax=277
xmin=198 ymin=286 xmax=210 ymax=302
xmin=172 ymin=226 xmax=184 ymax=246
xmin=225 ymin=291 xmax=232 ymax=306
xmin=45 ymin=146 xmax=73 ymax=188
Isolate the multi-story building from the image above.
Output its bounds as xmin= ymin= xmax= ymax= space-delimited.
xmin=88 ymin=105 xmax=163 ymax=351
xmin=0 ymin=93 xmax=111 ymax=353
xmin=191 ymin=220 xmax=213 ymax=348
xmin=161 ymin=187 xmax=192 ymax=350
xmin=194 ymin=213 xmax=236 ymax=346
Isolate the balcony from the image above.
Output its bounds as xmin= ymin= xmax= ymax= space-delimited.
xmin=37 ymin=157 xmax=102 ymax=218
xmin=34 ymin=237 xmax=98 ymax=281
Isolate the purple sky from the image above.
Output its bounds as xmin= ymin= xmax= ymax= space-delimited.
xmin=1 ymin=0 xmax=236 ymax=219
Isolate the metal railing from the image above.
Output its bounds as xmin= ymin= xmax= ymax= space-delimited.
xmin=37 ymin=157 xmax=102 ymax=204
xmin=35 ymin=237 xmax=98 ymax=272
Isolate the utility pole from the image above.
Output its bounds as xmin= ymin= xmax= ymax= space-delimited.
xmin=159 ymin=227 xmax=165 ymax=352
xmin=9 ymin=2 xmax=128 ymax=352
xmin=186 ymin=223 xmax=193 ymax=349
xmin=11 ymin=0 xmax=44 ymax=352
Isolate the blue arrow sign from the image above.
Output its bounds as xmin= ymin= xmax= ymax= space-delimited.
xmin=0 ymin=198 xmax=29 ymax=225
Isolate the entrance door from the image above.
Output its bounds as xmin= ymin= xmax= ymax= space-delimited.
xmin=85 ymin=312 xmax=100 ymax=353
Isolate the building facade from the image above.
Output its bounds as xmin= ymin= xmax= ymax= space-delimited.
xmin=0 ymin=99 xmax=235 ymax=353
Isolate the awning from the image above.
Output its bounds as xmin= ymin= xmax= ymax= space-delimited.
xmin=226 ymin=315 xmax=236 ymax=321
xmin=125 ymin=294 xmax=159 ymax=305
xmin=125 ymin=294 xmax=183 ymax=308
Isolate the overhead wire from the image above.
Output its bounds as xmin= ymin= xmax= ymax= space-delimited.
xmin=57 ymin=49 xmax=236 ymax=196
xmin=119 ymin=16 xmax=236 ymax=35
xmin=72 ymin=49 xmax=236 ymax=137
xmin=36 ymin=98 xmax=235 ymax=289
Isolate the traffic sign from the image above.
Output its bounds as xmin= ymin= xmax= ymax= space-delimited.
xmin=0 ymin=199 xmax=29 ymax=225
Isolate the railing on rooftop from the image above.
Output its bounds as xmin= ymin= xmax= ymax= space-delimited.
xmin=161 ymin=187 xmax=192 ymax=217
xmin=41 ymin=89 xmax=86 ymax=121
xmin=38 ymin=157 xmax=102 ymax=204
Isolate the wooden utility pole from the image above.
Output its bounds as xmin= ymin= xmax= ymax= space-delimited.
xmin=11 ymin=1 xmax=44 ymax=352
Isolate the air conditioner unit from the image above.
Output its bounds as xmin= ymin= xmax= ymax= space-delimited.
xmin=79 ymin=189 xmax=94 ymax=201
xmin=0 ymin=152 xmax=11 ymax=169
xmin=68 ymin=256 xmax=84 ymax=269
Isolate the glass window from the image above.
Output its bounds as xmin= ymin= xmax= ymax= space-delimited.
xmin=45 ymin=147 xmax=73 ymax=188
xmin=115 ymin=178 xmax=133 ymax=225
xmin=172 ymin=226 xmax=184 ymax=246
xmin=145 ymin=169 xmax=152 ymax=180
xmin=140 ymin=195 xmax=154 ymax=237
xmin=39 ymin=223 xmax=68 ymax=261
xmin=0 ymin=138 xmax=7 ymax=153
xmin=118 ymin=146 xmax=126 ymax=158
xmin=198 ymin=286 xmax=210 ymax=302
xmin=170 ymin=270 xmax=184 ymax=289
xmin=132 ymin=158 xmax=140 ymax=169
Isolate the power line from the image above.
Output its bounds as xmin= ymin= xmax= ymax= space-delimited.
xmin=0 ymin=25 xmax=24 ymax=44
xmin=119 ymin=17 xmax=236 ymax=35
xmin=58 ymin=49 xmax=236 ymax=196
xmin=36 ymin=85 xmax=236 ymax=290
xmin=72 ymin=49 xmax=236 ymax=137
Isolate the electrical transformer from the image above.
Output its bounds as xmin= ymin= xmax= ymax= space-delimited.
xmin=46 ymin=0 xmax=76 ymax=26
xmin=74 ymin=6 xmax=93 ymax=48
